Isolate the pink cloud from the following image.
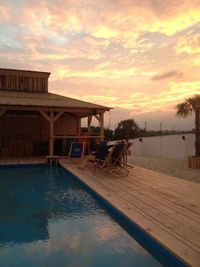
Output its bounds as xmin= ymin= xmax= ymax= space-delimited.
xmin=0 ymin=0 xmax=200 ymax=130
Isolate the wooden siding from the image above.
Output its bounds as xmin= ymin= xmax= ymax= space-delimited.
xmin=54 ymin=114 xmax=79 ymax=136
xmin=0 ymin=68 xmax=50 ymax=92
xmin=0 ymin=114 xmax=80 ymax=157
xmin=0 ymin=116 xmax=49 ymax=157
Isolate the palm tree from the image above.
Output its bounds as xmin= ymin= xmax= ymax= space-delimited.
xmin=176 ymin=95 xmax=200 ymax=156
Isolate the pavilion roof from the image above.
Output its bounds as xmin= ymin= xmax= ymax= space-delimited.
xmin=0 ymin=90 xmax=110 ymax=116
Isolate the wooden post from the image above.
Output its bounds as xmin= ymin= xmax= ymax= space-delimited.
xmin=49 ymin=111 xmax=54 ymax=156
xmin=87 ymin=115 xmax=93 ymax=154
xmin=87 ymin=115 xmax=92 ymax=135
xmin=195 ymin=107 xmax=200 ymax=156
xmin=39 ymin=110 xmax=64 ymax=156
xmin=78 ymin=118 xmax=81 ymax=135
xmin=94 ymin=113 xmax=104 ymax=142
xmin=100 ymin=113 xmax=104 ymax=141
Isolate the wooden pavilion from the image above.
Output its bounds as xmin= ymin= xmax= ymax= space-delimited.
xmin=0 ymin=68 xmax=111 ymax=158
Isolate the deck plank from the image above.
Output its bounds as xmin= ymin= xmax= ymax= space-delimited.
xmin=60 ymin=159 xmax=200 ymax=267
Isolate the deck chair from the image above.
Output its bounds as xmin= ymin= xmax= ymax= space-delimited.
xmin=94 ymin=141 xmax=129 ymax=177
xmin=121 ymin=141 xmax=134 ymax=167
xmin=89 ymin=142 xmax=112 ymax=170
xmin=112 ymin=141 xmax=133 ymax=175
xmin=94 ymin=142 xmax=112 ymax=161
xmin=69 ymin=142 xmax=85 ymax=163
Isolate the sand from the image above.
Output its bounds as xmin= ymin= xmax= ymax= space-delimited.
xmin=129 ymin=155 xmax=200 ymax=184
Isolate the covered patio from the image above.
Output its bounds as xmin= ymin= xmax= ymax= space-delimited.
xmin=0 ymin=68 xmax=110 ymax=158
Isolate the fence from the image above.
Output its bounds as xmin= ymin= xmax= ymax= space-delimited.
xmin=129 ymin=134 xmax=195 ymax=160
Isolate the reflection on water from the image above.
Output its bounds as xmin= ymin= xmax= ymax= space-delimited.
xmin=0 ymin=166 xmax=162 ymax=267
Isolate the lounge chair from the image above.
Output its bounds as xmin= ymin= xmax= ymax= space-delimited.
xmin=93 ymin=141 xmax=113 ymax=161
xmin=69 ymin=142 xmax=85 ymax=162
xmin=121 ymin=141 xmax=133 ymax=166
xmin=94 ymin=141 xmax=133 ymax=176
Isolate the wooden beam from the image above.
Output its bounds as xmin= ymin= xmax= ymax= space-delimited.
xmin=78 ymin=118 xmax=81 ymax=135
xmin=39 ymin=110 xmax=51 ymax=122
xmin=2 ymin=105 xmax=108 ymax=114
xmin=39 ymin=110 xmax=59 ymax=156
xmin=49 ymin=111 xmax=54 ymax=156
xmin=100 ymin=113 xmax=104 ymax=141
xmin=87 ymin=115 xmax=93 ymax=154
xmin=87 ymin=115 xmax=93 ymax=133
xmin=53 ymin=111 xmax=64 ymax=122
xmin=88 ymin=115 xmax=92 ymax=127
xmin=54 ymin=135 xmax=101 ymax=139
xmin=94 ymin=114 xmax=101 ymax=123
xmin=39 ymin=110 xmax=64 ymax=122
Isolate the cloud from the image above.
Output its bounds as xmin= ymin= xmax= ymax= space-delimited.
xmin=92 ymin=25 xmax=118 ymax=39
xmin=175 ymin=32 xmax=200 ymax=55
xmin=0 ymin=0 xmax=200 ymax=130
xmin=0 ymin=2 xmax=11 ymax=21
xmin=151 ymin=71 xmax=184 ymax=81
xmin=149 ymin=10 xmax=200 ymax=36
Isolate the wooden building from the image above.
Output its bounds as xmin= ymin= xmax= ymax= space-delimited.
xmin=0 ymin=68 xmax=110 ymax=157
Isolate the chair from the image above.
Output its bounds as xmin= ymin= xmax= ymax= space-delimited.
xmin=69 ymin=142 xmax=85 ymax=162
xmin=112 ymin=141 xmax=133 ymax=175
xmin=121 ymin=141 xmax=133 ymax=166
xmin=94 ymin=142 xmax=112 ymax=161
xmin=94 ymin=141 xmax=132 ymax=177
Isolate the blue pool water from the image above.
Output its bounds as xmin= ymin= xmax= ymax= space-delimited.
xmin=0 ymin=166 xmax=163 ymax=267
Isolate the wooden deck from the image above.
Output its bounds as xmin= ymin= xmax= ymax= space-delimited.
xmin=60 ymin=159 xmax=200 ymax=267
xmin=0 ymin=157 xmax=199 ymax=266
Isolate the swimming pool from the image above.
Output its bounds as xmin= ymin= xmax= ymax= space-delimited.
xmin=0 ymin=166 xmax=176 ymax=266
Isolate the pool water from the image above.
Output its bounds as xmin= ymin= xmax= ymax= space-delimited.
xmin=0 ymin=166 xmax=162 ymax=267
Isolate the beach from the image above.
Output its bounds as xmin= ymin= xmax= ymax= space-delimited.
xmin=129 ymin=155 xmax=200 ymax=184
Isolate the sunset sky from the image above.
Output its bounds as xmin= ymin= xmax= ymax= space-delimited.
xmin=0 ymin=0 xmax=200 ymax=130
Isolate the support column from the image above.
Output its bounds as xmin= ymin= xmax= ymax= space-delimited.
xmin=196 ymin=108 xmax=200 ymax=156
xmin=94 ymin=113 xmax=104 ymax=141
xmin=39 ymin=110 xmax=64 ymax=156
xmin=87 ymin=115 xmax=93 ymax=154
xmin=78 ymin=117 xmax=81 ymax=135
xmin=49 ymin=111 xmax=54 ymax=156
xmin=100 ymin=113 xmax=104 ymax=141
xmin=87 ymin=115 xmax=92 ymax=135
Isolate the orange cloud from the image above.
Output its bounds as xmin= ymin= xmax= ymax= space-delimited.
xmin=0 ymin=3 xmax=11 ymax=21
xmin=149 ymin=10 xmax=200 ymax=36
xmin=176 ymin=33 xmax=200 ymax=54
xmin=92 ymin=25 xmax=118 ymax=39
